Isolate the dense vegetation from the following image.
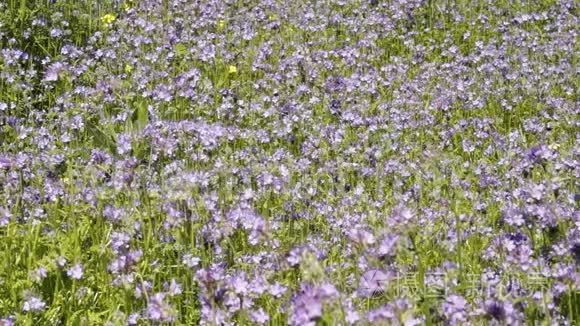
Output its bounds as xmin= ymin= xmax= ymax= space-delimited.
xmin=0 ymin=0 xmax=578 ymax=324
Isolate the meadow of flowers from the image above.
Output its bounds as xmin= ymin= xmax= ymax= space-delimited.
xmin=0 ymin=0 xmax=578 ymax=324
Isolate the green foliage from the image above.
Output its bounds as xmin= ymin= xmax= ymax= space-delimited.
xmin=1 ymin=0 xmax=117 ymax=58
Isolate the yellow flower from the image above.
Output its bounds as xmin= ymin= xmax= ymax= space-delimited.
xmin=548 ymin=143 xmax=560 ymax=150
xmin=228 ymin=65 xmax=237 ymax=74
xmin=101 ymin=14 xmax=116 ymax=25
xmin=217 ymin=20 xmax=226 ymax=30
xmin=124 ymin=64 xmax=133 ymax=74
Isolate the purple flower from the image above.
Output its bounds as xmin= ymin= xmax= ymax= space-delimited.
xmin=526 ymin=145 xmax=554 ymax=164
xmin=0 ymin=155 xmax=11 ymax=170
xmin=182 ymin=254 xmax=200 ymax=268
xmin=166 ymin=279 xmax=182 ymax=297
xmin=571 ymin=242 xmax=580 ymax=265
xmin=348 ymin=228 xmax=376 ymax=246
xmin=117 ymin=133 xmax=132 ymax=155
xmin=389 ymin=206 xmax=416 ymax=228
xmin=67 ymin=264 xmax=84 ymax=280
xmin=250 ymin=308 xmax=269 ymax=324
xmin=22 ymin=296 xmax=46 ymax=312
xmin=90 ymin=149 xmax=112 ymax=165
xmin=111 ymin=231 xmax=130 ymax=253
xmin=0 ymin=207 xmax=11 ymax=227
xmin=502 ymin=205 xmax=525 ymax=227
xmin=146 ymin=293 xmax=176 ymax=323
xmin=128 ymin=313 xmax=140 ymax=325
xmin=442 ymin=295 xmax=468 ymax=325
xmin=345 ymin=308 xmax=360 ymax=324
xmin=482 ymin=299 xmax=523 ymax=323
xmin=229 ymin=273 xmax=249 ymax=295
xmin=31 ymin=267 xmax=47 ymax=282
xmin=269 ymin=282 xmax=287 ymax=298
xmin=366 ymin=299 xmax=416 ymax=324
xmin=483 ymin=299 xmax=506 ymax=321
xmin=375 ymin=234 xmax=400 ymax=259
xmin=527 ymin=183 xmax=545 ymax=202
xmin=367 ymin=304 xmax=396 ymax=323
xmin=289 ymin=283 xmax=338 ymax=326
xmin=0 ymin=317 xmax=14 ymax=326
xmin=43 ymin=62 xmax=66 ymax=81
xmin=358 ymin=269 xmax=390 ymax=297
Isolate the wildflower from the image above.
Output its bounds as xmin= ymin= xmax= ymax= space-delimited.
xmin=128 ymin=313 xmax=139 ymax=325
xmin=182 ymin=254 xmax=200 ymax=268
xmin=367 ymin=305 xmax=395 ymax=324
xmin=388 ymin=206 xmax=416 ymax=228
xmin=375 ymin=234 xmax=400 ymax=259
xmin=101 ymin=14 xmax=116 ymax=25
xmin=442 ymin=295 xmax=468 ymax=325
xmin=483 ymin=299 xmax=522 ymax=323
xmin=166 ymin=279 xmax=182 ymax=296
xmin=67 ymin=264 xmax=84 ymax=280
xmin=289 ymin=283 xmax=338 ymax=326
xmin=0 ymin=207 xmax=11 ymax=226
xmin=43 ymin=62 xmax=66 ymax=82
xmin=228 ymin=65 xmax=237 ymax=74
xmin=269 ymin=282 xmax=287 ymax=298
xmin=345 ymin=309 xmax=360 ymax=324
xmin=250 ymin=308 xmax=269 ymax=324
xmin=117 ymin=133 xmax=132 ymax=155
xmin=31 ymin=267 xmax=47 ymax=282
xmin=229 ymin=273 xmax=249 ymax=294
xmin=358 ymin=269 xmax=390 ymax=297
xmin=56 ymin=256 xmax=67 ymax=268
xmin=571 ymin=242 xmax=580 ymax=265
xmin=0 ymin=317 xmax=14 ymax=326
xmin=348 ymin=228 xmax=375 ymax=246
xmin=483 ymin=300 xmax=506 ymax=321
xmin=22 ymin=296 xmax=46 ymax=312
xmin=146 ymin=293 xmax=176 ymax=323
xmin=367 ymin=300 xmax=417 ymax=324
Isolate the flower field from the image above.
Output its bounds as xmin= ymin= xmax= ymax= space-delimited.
xmin=0 ymin=0 xmax=578 ymax=324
